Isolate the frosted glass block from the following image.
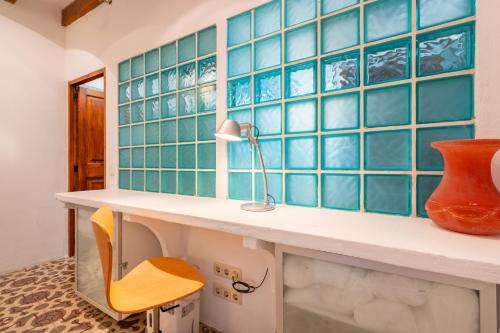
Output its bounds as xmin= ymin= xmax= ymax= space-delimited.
xmin=198 ymin=143 xmax=216 ymax=169
xmin=418 ymin=0 xmax=474 ymax=29
xmin=322 ymin=0 xmax=358 ymax=15
xmin=228 ymin=12 xmax=251 ymax=47
xmin=228 ymin=172 xmax=252 ymax=200
xmin=365 ymin=174 xmax=411 ymax=215
xmin=119 ymin=104 xmax=130 ymax=125
xmin=227 ymin=76 xmax=252 ymax=108
xmin=321 ymin=9 xmax=360 ymax=54
xmin=119 ymin=82 xmax=130 ymax=104
xmin=178 ymin=144 xmax=196 ymax=169
xmin=417 ymin=23 xmax=474 ymax=77
xmin=146 ymin=171 xmax=159 ymax=192
xmin=321 ymin=133 xmax=360 ymax=170
xmin=228 ymin=141 xmax=252 ymax=170
xmin=118 ymin=60 xmax=130 ymax=83
xmin=285 ymin=136 xmax=318 ymax=170
xmin=119 ymin=127 xmax=130 ymax=147
xmin=131 ymin=101 xmax=144 ymax=123
xmin=322 ymin=92 xmax=359 ymax=131
xmin=365 ymin=130 xmax=411 ymax=171
xmin=198 ymin=114 xmax=216 ymax=141
xmin=198 ymin=26 xmax=216 ymax=57
xmin=178 ymin=89 xmax=196 ymax=116
xmin=161 ymin=94 xmax=177 ymax=119
xmin=417 ymin=125 xmax=474 ymax=170
xmin=254 ymin=139 xmax=282 ymax=170
xmin=145 ymin=49 xmax=159 ymax=74
xmin=255 ymin=1 xmax=281 ymax=38
xmin=178 ymin=171 xmax=195 ymax=196
xmin=255 ymin=69 xmax=282 ymax=104
xmin=364 ymin=0 xmax=411 ymax=43
xmin=285 ymin=173 xmax=318 ymax=207
xmin=322 ymin=51 xmax=360 ymax=92
xmin=131 ymin=78 xmax=144 ymax=101
xmin=285 ymin=0 xmax=317 ymax=27
xmin=178 ymin=62 xmax=196 ymax=89
xmin=145 ymin=74 xmax=159 ymax=97
xmin=285 ymin=99 xmax=317 ymax=134
xmin=161 ymin=171 xmax=176 ymax=194
xmin=146 ymin=146 xmax=159 ymax=168
xmin=131 ymin=54 xmax=144 ymax=79
xmin=198 ymin=171 xmax=216 ymax=197
xmin=228 ymin=44 xmax=252 ymax=78
xmin=365 ymin=39 xmax=411 ymax=85
xmin=285 ymin=23 xmax=317 ymax=63
xmin=119 ymin=148 xmax=130 ymax=168
xmin=145 ymin=98 xmax=159 ymax=121
xmin=228 ymin=109 xmax=251 ymax=137
xmin=255 ymin=104 xmax=282 ymax=136
xmin=160 ymin=120 xmax=176 ymax=144
xmin=160 ymin=42 xmax=176 ymax=69
xmin=161 ymin=145 xmax=176 ymax=169
xmin=255 ymin=172 xmax=283 ymax=204
xmin=365 ymin=84 xmax=411 ymax=128
xmin=417 ymin=175 xmax=442 ymax=217
xmin=145 ymin=122 xmax=159 ymax=145
xmin=131 ymin=124 xmax=144 ymax=146
xmin=132 ymin=171 xmax=145 ymax=191
xmin=322 ymin=174 xmax=360 ymax=211
xmin=119 ymin=170 xmax=130 ymax=190
xmin=161 ymin=68 xmax=176 ymax=94
xmin=178 ymin=117 xmax=196 ymax=142
xmin=198 ymin=85 xmax=216 ymax=113
xmin=178 ymin=34 xmax=196 ymax=63
xmin=198 ymin=56 xmax=216 ymax=84
xmin=417 ymin=75 xmax=473 ymax=124
xmin=255 ymin=35 xmax=282 ymax=71
xmin=285 ymin=61 xmax=317 ymax=98
xmin=131 ymin=147 xmax=144 ymax=168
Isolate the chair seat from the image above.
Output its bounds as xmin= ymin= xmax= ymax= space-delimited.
xmin=109 ymin=256 xmax=205 ymax=314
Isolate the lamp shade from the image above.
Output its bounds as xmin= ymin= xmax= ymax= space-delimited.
xmin=215 ymin=119 xmax=243 ymax=141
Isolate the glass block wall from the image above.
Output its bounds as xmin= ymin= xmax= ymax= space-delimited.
xmin=118 ymin=26 xmax=217 ymax=197
xmin=226 ymin=0 xmax=475 ymax=216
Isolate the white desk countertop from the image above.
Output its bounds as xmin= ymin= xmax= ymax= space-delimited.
xmin=56 ymin=189 xmax=500 ymax=284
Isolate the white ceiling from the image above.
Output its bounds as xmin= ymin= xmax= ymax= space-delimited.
xmin=32 ymin=0 xmax=74 ymax=10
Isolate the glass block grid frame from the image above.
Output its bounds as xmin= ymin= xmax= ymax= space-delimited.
xmin=226 ymin=0 xmax=475 ymax=217
xmin=118 ymin=26 xmax=217 ymax=197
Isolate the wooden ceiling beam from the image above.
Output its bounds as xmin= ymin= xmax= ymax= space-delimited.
xmin=4 ymin=0 xmax=17 ymax=4
xmin=61 ymin=0 xmax=104 ymax=27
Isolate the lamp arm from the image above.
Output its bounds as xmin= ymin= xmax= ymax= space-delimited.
xmin=243 ymin=124 xmax=269 ymax=206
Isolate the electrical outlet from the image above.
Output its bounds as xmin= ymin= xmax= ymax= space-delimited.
xmin=230 ymin=290 xmax=242 ymax=305
xmin=214 ymin=262 xmax=242 ymax=281
xmin=213 ymin=282 xmax=242 ymax=305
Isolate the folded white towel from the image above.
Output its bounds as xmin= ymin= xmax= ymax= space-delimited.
xmin=365 ymin=272 xmax=432 ymax=306
xmin=283 ymin=255 xmax=316 ymax=288
xmin=313 ymin=259 xmax=353 ymax=288
xmin=354 ymin=299 xmax=418 ymax=333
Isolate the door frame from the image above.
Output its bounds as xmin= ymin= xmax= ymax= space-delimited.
xmin=67 ymin=68 xmax=106 ymax=256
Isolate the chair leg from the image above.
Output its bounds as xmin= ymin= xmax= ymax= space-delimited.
xmin=146 ymin=308 xmax=159 ymax=333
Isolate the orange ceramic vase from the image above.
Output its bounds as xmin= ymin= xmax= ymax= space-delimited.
xmin=426 ymin=139 xmax=500 ymax=235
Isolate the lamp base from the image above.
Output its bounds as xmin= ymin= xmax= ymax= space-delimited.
xmin=241 ymin=202 xmax=275 ymax=212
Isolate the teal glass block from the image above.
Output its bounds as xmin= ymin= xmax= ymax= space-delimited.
xmin=285 ymin=23 xmax=317 ymax=63
xmin=285 ymin=173 xmax=318 ymax=207
xmin=161 ymin=145 xmax=176 ymax=169
xmin=178 ymin=117 xmax=196 ymax=142
xmin=285 ymin=61 xmax=317 ymax=98
xmin=131 ymin=78 xmax=144 ymax=101
xmin=228 ymin=108 xmax=252 ymax=138
xmin=178 ymin=144 xmax=196 ymax=169
xmin=254 ymin=69 xmax=282 ymax=104
xmin=321 ymin=9 xmax=360 ymax=54
xmin=197 ymin=114 xmax=216 ymax=141
xmin=145 ymin=122 xmax=159 ymax=145
xmin=227 ymin=76 xmax=251 ymax=108
xmin=161 ymin=171 xmax=177 ymax=194
xmin=364 ymin=0 xmax=411 ymax=43
xmin=418 ymin=0 xmax=474 ymax=29
xmin=198 ymin=56 xmax=216 ymax=84
xmin=132 ymin=170 xmax=145 ymax=191
xmin=198 ymin=172 xmax=216 ymax=198
xmin=228 ymin=172 xmax=252 ymax=200
xmin=365 ymin=39 xmax=411 ymax=85
xmin=118 ymin=82 xmax=130 ymax=104
xmin=417 ymin=23 xmax=474 ymax=77
xmin=145 ymin=146 xmax=159 ymax=168
xmin=322 ymin=92 xmax=360 ymax=131
xmin=161 ymin=68 xmax=176 ymax=94
xmin=417 ymin=125 xmax=474 ymax=170
xmin=131 ymin=101 xmax=144 ymax=123
xmin=321 ymin=133 xmax=360 ymax=170
xmin=145 ymin=49 xmax=159 ymax=74
xmin=119 ymin=170 xmax=130 ymax=190
xmin=198 ymin=26 xmax=216 ymax=57
xmin=178 ymin=34 xmax=196 ymax=63
xmin=285 ymin=136 xmax=318 ymax=170
xmin=322 ymin=51 xmax=360 ymax=92
xmin=365 ymin=84 xmax=411 ymax=128
xmin=198 ymin=85 xmax=216 ymax=113
xmin=255 ymin=35 xmax=282 ymax=71
xmin=119 ymin=127 xmax=130 ymax=147
xmin=160 ymin=120 xmax=176 ymax=144
xmin=254 ymin=139 xmax=282 ymax=170
xmin=198 ymin=143 xmax=216 ymax=169
xmin=160 ymin=42 xmax=176 ymax=69
xmin=119 ymin=104 xmax=131 ymax=125
xmin=131 ymin=54 xmax=144 ymax=79
xmin=285 ymin=0 xmax=317 ymax=27
xmin=131 ymin=147 xmax=144 ymax=168
xmin=365 ymin=130 xmax=411 ymax=171
xmin=365 ymin=174 xmax=411 ymax=215
xmin=161 ymin=94 xmax=177 ymax=118
xmin=119 ymin=148 xmax=130 ymax=168
xmin=145 ymin=74 xmax=159 ymax=98
xmin=322 ymin=0 xmax=358 ymax=15
xmin=322 ymin=174 xmax=360 ymax=211
xmin=285 ymin=99 xmax=317 ymax=134
xmin=255 ymin=1 xmax=281 ymax=38
xmin=255 ymin=104 xmax=282 ymax=136
xmin=145 ymin=98 xmax=159 ymax=121
xmin=255 ymin=172 xmax=283 ymax=204
xmin=228 ymin=44 xmax=252 ymax=78
xmin=417 ymin=175 xmax=442 ymax=217
xmin=131 ymin=124 xmax=144 ymax=146
xmin=179 ymin=89 xmax=196 ymax=116
xmin=146 ymin=171 xmax=160 ymax=192
xmin=228 ymin=141 xmax=252 ymax=169
xmin=118 ymin=60 xmax=130 ymax=83
xmin=417 ymin=75 xmax=473 ymax=124
xmin=178 ymin=171 xmax=196 ymax=196
xmin=178 ymin=62 xmax=196 ymax=89
xmin=228 ymin=12 xmax=251 ymax=47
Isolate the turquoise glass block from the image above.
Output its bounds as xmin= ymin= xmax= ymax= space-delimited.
xmin=119 ymin=127 xmax=130 ymax=147
xmin=255 ymin=35 xmax=282 ymax=71
xmin=178 ymin=144 xmax=196 ymax=169
xmin=417 ymin=75 xmax=473 ymax=124
xmin=322 ymin=92 xmax=359 ymax=131
xmin=145 ymin=122 xmax=159 ymax=144
xmin=418 ymin=0 xmax=474 ymax=29
xmin=161 ymin=145 xmax=176 ymax=169
xmin=131 ymin=54 xmax=144 ymax=79
xmin=228 ymin=172 xmax=252 ymax=200
xmin=131 ymin=147 xmax=144 ymax=168
xmin=198 ymin=143 xmax=216 ymax=169
xmin=161 ymin=171 xmax=177 ymax=194
xmin=198 ymin=85 xmax=216 ymax=113
xmin=198 ymin=56 xmax=216 ymax=84
xmin=198 ymin=114 xmax=215 ymax=141
xmin=285 ymin=23 xmax=317 ymax=63
xmin=160 ymin=120 xmax=176 ymax=144
xmin=365 ymin=84 xmax=411 ymax=128
xmin=132 ymin=171 xmax=145 ymax=191
xmin=118 ymin=60 xmax=130 ymax=83
xmin=178 ymin=34 xmax=196 ymax=63
xmin=254 ymin=69 xmax=282 ymax=104
xmin=145 ymin=146 xmax=159 ymax=168
xmin=285 ymin=99 xmax=317 ymax=134
xmin=255 ymin=104 xmax=282 ymax=136
xmin=228 ymin=141 xmax=252 ymax=169
xmin=161 ymin=68 xmax=176 ymax=94
xmin=146 ymin=171 xmax=160 ymax=192
xmin=131 ymin=124 xmax=144 ymax=146
xmin=255 ymin=1 xmax=281 ymax=38
xmin=322 ymin=51 xmax=360 ymax=92
xmin=179 ymin=89 xmax=196 ymax=116
xmin=119 ymin=82 xmax=130 ymax=104
xmin=365 ymin=175 xmax=411 ymax=215
xmin=198 ymin=172 xmax=216 ymax=197
xmin=119 ymin=170 xmax=130 ymax=190
xmin=255 ymin=172 xmax=283 ymax=204
xmin=417 ymin=125 xmax=474 ymax=170
xmin=365 ymin=130 xmax=411 ymax=170
xmin=322 ymin=174 xmax=360 ymax=211
xmin=365 ymin=39 xmax=411 ymax=85
xmin=131 ymin=101 xmax=144 ymax=123
xmin=321 ymin=133 xmax=360 ymax=170
xmin=285 ymin=61 xmax=317 ymax=98
xmin=178 ymin=117 xmax=196 ymax=142
xmin=145 ymin=98 xmax=159 ymax=121
xmin=417 ymin=23 xmax=474 ymax=77
xmin=321 ymin=9 xmax=360 ymax=54
xmin=119 ymin=148 xmax=130 ymax=168
xmin=254 ymin=139 xmax=282 ymax=170
xmin=198 ymin=26 xmax=216 ymax=57
xmin=160 ymin=42 xmax=176 ymax=69
xmin=228 ymin=12 xmax=251 ymax=47
xmin=285 ymin=0 xmax=317 ymax=27
xmin=322 ymin=0 xmax=358 ymax=15
xmin=145 ymin=73 xmax=159 ymax=97
xmin=178 ymin=171 xmax=196 ymax=196
xmin=364 ymin=0 xmax=411 ymax=43
xmin=417 ymin=175 xmax=442 ymax=217
xmin=131 ymin=78 xmax=144 ymax=101
xmin=285 ymin=173 xmax=318 ymax=207
xmin=228 ymin=44 xmax=252 ymax=78
xmin=227 ymin=76 xmax=252 ymax=108
xmin=145 ymin=49 xmax=159 ymax=74
xmin=285 ymin=136 xmax=318 ymax=170
xmin=178 ymin=62 xmax=196 ymax=89
xmin=161 ymin=94 xmax=177 ymax=119
xmin=228 ymin=109 xmax=251 ymax=137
